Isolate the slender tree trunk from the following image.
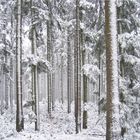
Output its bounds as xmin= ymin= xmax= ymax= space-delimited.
xmin=51 ymin=22 xmax=55 ymax=110
xmin=117 ymin=6 xmax=124 ymax=78
xmin=98 ymin=48 xmax=101 ymax=114
xmin=82 ymin=49 xmax=88 ymax=129
xmin=67 ymin=27 xmax=72 ymax=113
xmin=97 ymin=0 xmax=103 ymax=115
xmin=75 ymin=0 xmax=81 ymax=133
xmin=3 ymin=8 xmax=9 ymax=110
xmin=10 ymin=57 xmax=14 ymax=112
xmin=46 ymin=0 xmax=52 ymax=116
xmin=52 ymin=57 xmax=55 ymax=110
xmin=4 ymin=53 xmax=9 ymax=110
xmin=0 ymin=61 xmax=4 ymax=114
xmin=61 ymin=55 xmax=64 ymax=104
xmin=16 ymin=0 xmax=24 ymax=132
xmin=31 ymin=0 xmax=40 ymax=131
xmin=10 ymin=15 xmax=14 ymax=112
xmin=80 ymin=5 xmax=88 ymax=129
xmin=105 ymin=0 xmax=120 ymax=139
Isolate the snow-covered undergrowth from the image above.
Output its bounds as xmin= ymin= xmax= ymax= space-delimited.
xmin=0 ymin=101 xmax=105 ymax=140
xmin=1 ymin=101 xmax=140 ymax=140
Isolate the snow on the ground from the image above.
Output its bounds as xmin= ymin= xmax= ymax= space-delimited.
xmin=0 ymin=101 xmax=106 ymax=140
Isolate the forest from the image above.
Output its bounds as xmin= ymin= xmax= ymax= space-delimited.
xmin=0 ymin=0 xmax=140 ymax=140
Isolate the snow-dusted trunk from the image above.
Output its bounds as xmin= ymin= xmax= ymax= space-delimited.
xmin=82 ymin=49 xmax=87 ymax=129
xmin=10 ymin=57 xmax=14 ymax=112
xmin=117 ymin=6 xmax=124 ymax=78
xmin=52 ymin=55 xmax=55 ymax=110
xmin=0 ymin=62 xmax=4 ymax=114
xmin=4 ymin=50 xmax=9 ymax=110
xmin=80 ymin=6 xmax=88 ymax=129
xmin=61 ymin=55 xmax=64 ymax=104
xmin=98 ymin=48 xmax=101 ymax=114
xmin=67 ymin=27 xmax=72 ymax=113
xmin=47 ymin=0 xmax=52 ymax=116
xmin=51 ymin=21 xmax=55 ymax=110
xmin=97 ymin=0 xmax=103 ymax=115
xmin=105 ymin=0 xmax=120 ymax=139
xmin=74 ymin=0 xmax=81 ymax=133
xmin=31 ymin=0 xmax=40 ymax=131
xmin=3 ymin=9 xmax=9 ymax=110
xmin=10 ymin=15 xmax=14 ymax=112
xmin=16 ymin=0 xmax=24 ymax=132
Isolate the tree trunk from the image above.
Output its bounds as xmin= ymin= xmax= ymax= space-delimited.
xmin=97 ymin=0 xmax=103 ymax=115
xmin=16 ymin=0 xmax=24 ymax=132
xmin=10 ymin=57 xmax=14 ymax=112
xmin=3 ymin=8 xmax=9 ymax=110
xmin=67 ymin=27 xmax=72 ymax=113
xmin=10 ymin=15 xmax=14 ymax=113
xmin=0 ymin=61 xmax=4 ymax=114
xmin=4 ymin=52 xmax=9 ymax=110
xmin=46 ymin=0 xmax=52 ymax=117
xmin=52 ymin=56 xmax=55 ymax=110
xmin=105 ymin=0 xmax=120 ymax=139
xmin=31 ymin=0 xmax=40 ymax=131
xmin=82 ymin=49 xmax=88 ymax=129
xmin=79 ymin=5 xmax=88 ymax=129
xmin=75 ymin=0 xmax=81 ymax=134
xmin=61 ymin=55 xmax=64 ymax=104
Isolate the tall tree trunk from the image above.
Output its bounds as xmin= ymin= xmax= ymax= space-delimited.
xmin=82 ymin=49 xmax=88 ymax=129
xmin=16 ymin=0 xmax=24 ymax=132
xmin=46 ymin=0 xmax=52 ymax=116
xmin=51 ymin=21 xmax=55 ymax=110
xmin=3 ymin=8 xmax=9 ymax=110
xmin=10 ymin=56 xmax=14 ymax=112
xmin=61 ymin=55 xmax=64 ymax=104
xmin=52 ymin=56 xmax=55 ymax=110
xmin=31 ymin=0 xmax=40 ymax=131
xmin=4 ymin=51 xmax=9 ymax=110
xmin=80 ymin=5 xmax=88 ymax=129
xmin=75 ymin=0 xmax=81 ymax=134
xmin=67 ymin=27 xmax=72 ymax=113
xmin=105 ymin=0 xmax=120 ymax=139
xmin=10 ymin=15 xmax=14 ymax=112
xmin=117 ymin=5 xmax=124 ymax=78
xmin=0 ymin=61 xmax=4 ymax=114
xmin=97 ymin=0 xmax=103 ymax=115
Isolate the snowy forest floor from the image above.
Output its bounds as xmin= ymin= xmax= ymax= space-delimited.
xmin=1 ymin=101 xmax=139 ymax=140
xmin=0 ymin=101 xmax=106 ymax=140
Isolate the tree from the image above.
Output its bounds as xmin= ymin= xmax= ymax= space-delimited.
xmin=46 ymin=0 xmax=52 ymax=116
xmin=74 ymin=0 xmax=81 ymax=134
xmin=117 ymin=0 xmax=140 ymax=137
xmin=67 ymin=27 xmax=72 ymax=113
xmin=16 ymin=0 xmax=24 ymax=132
xmin=80 ymin=6 xmax=87 ymax=129
xmin=31 ymin=0 xmax=40 ymax=131
xmin=10 ymin=13 xmax=14 ymax=113
xmin=105 ymin=0 xmax=120 ymax=139
xmin=3 ymin=8 xmax=9 ymax=110
xmin=82 ymin=49 xmax=88 ymax=129
xmin=97 ymin=0 xmax=103 ymax=115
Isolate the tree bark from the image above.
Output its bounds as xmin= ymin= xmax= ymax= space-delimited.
xmin=61 ymin=55 xmax=64 ymax=104
xmin=82 ymin=49 xmax=88 ymax=129
xmin=105 ymin=0 xmax=120 ymax=139
xmin=16 ymin=0 xmax=24 ymax=132
xmin=31 ymin=0 xmax=40 ymax=131
xmin=67 ymin=27 xmax=72 ymax=113
xmin=46 ymin=0 xmax=52 ymax=117
xmin=75 ymin=0 xmax=81 ymax=134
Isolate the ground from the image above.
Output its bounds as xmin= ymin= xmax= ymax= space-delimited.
xmin=0 ymin=101 xmax=106 ymax=140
